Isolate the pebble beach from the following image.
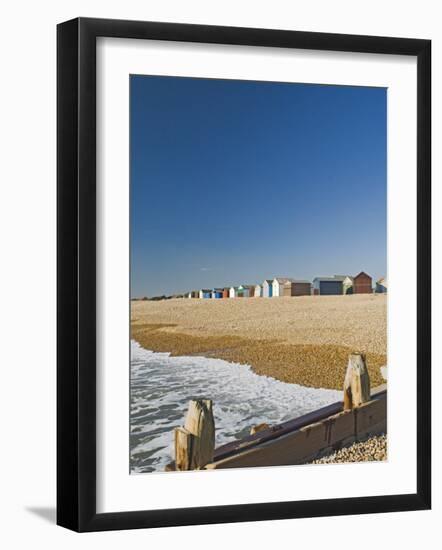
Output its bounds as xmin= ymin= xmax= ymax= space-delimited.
xmin=131 ymin=294 xmax=387 ymax=390
xmin=311 ymin=435 xmax=387 ymax=464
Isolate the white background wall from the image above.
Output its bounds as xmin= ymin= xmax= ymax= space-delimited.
xmin=0 ymin=0 xmax=440 ymax=547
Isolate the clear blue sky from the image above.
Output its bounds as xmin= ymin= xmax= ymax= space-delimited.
xmin=130 ymin=75 xmax=386 ymax=297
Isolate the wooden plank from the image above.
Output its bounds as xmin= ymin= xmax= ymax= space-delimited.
xmin=213 ymin=400 xmax=343 ymax=461
xmin=206 ymin=392 xmax=386 ymax=470
xmin=167 ymin=387 xmax=387 ymax=471
xmin=213 ymin=387 xmax=386 ymax=462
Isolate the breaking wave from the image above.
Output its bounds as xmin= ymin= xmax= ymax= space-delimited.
xmin=130 ymin=340 xmax=341 ymax=473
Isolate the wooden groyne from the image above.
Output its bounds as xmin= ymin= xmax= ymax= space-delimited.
xmin=166 ymin=353 xmax=387 ymax=471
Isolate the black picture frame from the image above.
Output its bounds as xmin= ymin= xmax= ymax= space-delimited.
xmin=57 ymin=17 xmax=431 ymax=532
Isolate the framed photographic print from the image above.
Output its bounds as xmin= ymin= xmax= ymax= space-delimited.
xmin=57 ymin=17 xmax=431 ymax=532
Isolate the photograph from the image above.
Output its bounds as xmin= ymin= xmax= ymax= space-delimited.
xmin=0 ymin=0 xmax=434 ymax=541
xmin=53 ymin=10 xmax=431 ymax=535
xmin=129 ymin=75 xmax=388 ymax=474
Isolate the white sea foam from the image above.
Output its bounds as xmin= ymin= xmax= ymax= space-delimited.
xmin=130 ymin=340 xmax=341 ymax=473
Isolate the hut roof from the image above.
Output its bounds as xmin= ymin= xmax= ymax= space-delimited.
xmin=273 ymin=277 xmax=295 ymax=284
xmin=313 ymin=276 xmax=341 ymax=282
xmin=354 ymin=271 xmax=372 ymax=280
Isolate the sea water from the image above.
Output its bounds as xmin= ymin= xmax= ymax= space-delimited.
xmin=130 ymin=340 xmax=341 ymax=473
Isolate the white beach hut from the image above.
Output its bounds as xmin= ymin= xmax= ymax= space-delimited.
xmin=262 ymin=279 xmax=274 ymax=298
xmin=229 ymin=286 xmax=238 ymax=298
xmin=272 ymin=277 xmax=295 ymax=297
xmin=254 ymin=284 xmax=262 ymax=297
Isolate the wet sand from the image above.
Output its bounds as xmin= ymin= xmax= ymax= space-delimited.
xmin=131 ymin=294 xmax=387 ymax=390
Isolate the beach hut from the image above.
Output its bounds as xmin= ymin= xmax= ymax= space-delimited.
xmin=272 ymin=278 xmax=295 ymax=297
xmin=334 ymin=275 xmax=354 ymax=294
xmin=342 ymin=276 xmax=354 ymax=295
xmin=283 ymin=280 xmax=312 ymax=297
xmin=262 ymin=279 xmax=274 ymax=297
xmin=376 ymin=277 xmax=388 ymax=293
xmin=229 ymin=286 xmax=238 ymax=298
xmin=353 ymin=271 xmax=373 ymax=294
xmin=212 ymin=288 xmax=224 ymax=299
xmin=312 ymin=277 xmax=343 ymax=295
xmin=187 ymin=290 xmax=199 ymax=299
xmin=254 ymin=284 xmax=262 ymax=297
xmin=222 ymin=287 xmax=230 ymax=298
xmin=199 ymin=289 xmax=212 ymax=299
xmin=243 ymin=285 xmax=254 ymax=298
xmin=235 ymin=285 xmax=251 ymax=298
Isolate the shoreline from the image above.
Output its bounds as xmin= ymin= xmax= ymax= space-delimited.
xmin=131 ymin=295 xmax=386 ymax=389
xmin=130 ymin=339 xmax=343 ymax=473
xmin=130 ymin=329 xmax=385 ymax=390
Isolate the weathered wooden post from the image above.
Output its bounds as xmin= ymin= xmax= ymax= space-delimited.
xmin=175 ymin=399 xmax=215 ymax=470
xmin=343 ymin=353 xmax=371 ymax=410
